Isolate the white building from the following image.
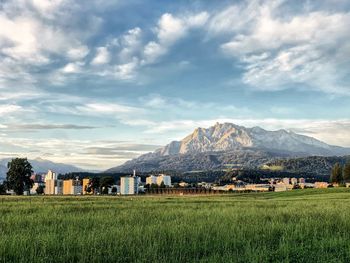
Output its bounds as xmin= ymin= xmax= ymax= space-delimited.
xmin=282 ymin=178 xmax=290 ymax=185
xmin=157 ymin=174 xmax=171 ymax=187
xmin=120 ymin=173 xmax=140 ymax=195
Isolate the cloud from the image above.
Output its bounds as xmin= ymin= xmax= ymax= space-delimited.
xmin=91 ymin=47 xmax=110 ymax=65
xmin=0 ymin=104 xmax=23 ymax=114
xmin=1 ymin=124 xmax=98 ymax=131
xmin=60 ymin=62 xmax=84 ymax=74
xmin=76 ymin=102 xmax=139 ymax=115
xmin=215 ymin=1 xmax=350 ymax=94
xmin=142 ymin=12 xmax=209 ymax=64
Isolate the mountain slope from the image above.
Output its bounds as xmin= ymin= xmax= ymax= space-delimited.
xmin=0 ymin=158 xmax=84 ymax=179
xmin=156 ymin=122 xmax=348 ymax=156
xmin=108 ymin=122 xmax=350 ymax=173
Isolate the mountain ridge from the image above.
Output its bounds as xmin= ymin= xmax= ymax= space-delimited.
xmin=0 ymin=158 xmax=84 ymax=181
xmin=107 ymin=122 xmax=350 ymax=173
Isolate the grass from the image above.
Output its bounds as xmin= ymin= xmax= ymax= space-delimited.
xmin=1 ymin=188 xmax=350 ymax=262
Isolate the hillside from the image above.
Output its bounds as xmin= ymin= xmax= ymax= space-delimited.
xmin=108 ymin=122 xmax=350 ymax=173
xmin=264 ymin=156 xmax=350 ymax=175
xmin=0 ymin=158 xmax=84 ymax=179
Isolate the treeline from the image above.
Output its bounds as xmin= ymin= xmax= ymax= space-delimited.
xmin=329 ymin=162 xmax=350 ymax=184
xmin=265 ymin=156 xmax=350 ymax=176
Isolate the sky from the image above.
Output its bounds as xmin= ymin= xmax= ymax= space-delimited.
xmin=1 ymin=0 xmax=350 ymax=170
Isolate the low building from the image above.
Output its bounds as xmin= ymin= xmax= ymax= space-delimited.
xmin=179 ymin=182 xmax=189 ymax=188
xmin=282 ymin=178 xmax=290 ymax=185
xmin=291 ymin=178 xmax=298 ymax=185
xmin=314 ymin=182 xmax=329 ymax=188
xmin=299 ymin=178 xmax=305 ymax=184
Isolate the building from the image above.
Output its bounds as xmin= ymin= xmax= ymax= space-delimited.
xmin=63 ymin=179 xmax=82 ymax=195
xmin=299 ymin=178 xmax=305 ymax=184
xmin=314 ymin=182 xmax=329 ymax=188
xmin=291 ymin=178 xmax=298 ymax=185
xmin=146 ymin=174 xmax=172 ymax=187
xmin=156 ymin=174 xmax=171 ymax=187
xmin=82 ymin=178 xmax=90 ymax=195
xmin=44 ymin=170 xmax=61 ymax=195
xmin=120 ymin=172 xmax=139 ymax=195
xmin=146 ymin=175 xmax=157 ymax=185
xmin=179 ymin=182 xmax=189 ymax=188
xmin=282 ymin=178 xmax=290 ymax=185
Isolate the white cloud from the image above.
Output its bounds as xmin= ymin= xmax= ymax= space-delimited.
xmin=0 ymin=104 xmax=23 ymax=114
xmin=91 ymin=47 xmax=110 ymax=65
xmin=118 ymin=27 xmax=142 ymax=63
xmin=142 ymin=12 xmax=209 ymax=64
xmin=113 ymin=57 xmax=139 ymax=80
xmin=77 ymin=102 xmax=139 ymax=114
xmin=215 ymin=1 xmax=350 ymax=94
xmin=60 ymin=62 xmax=84 ymax=74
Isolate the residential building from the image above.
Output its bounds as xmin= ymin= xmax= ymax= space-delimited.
xmin=82 ymin=178 xmax=90 ymax=195
xmin=44 ymin=170 xmax=59 ymax=195
xmin=120 ymin=176 xmax=139 ymax=195
xmin=299 ymin=178 xmax=305 ymax=184
xmin=179 ymin=182 xmax=189 ymax=188
xmin=63 ymin=179 xmax=82 ymax=195
xmin=314 ymin=182 xmax=329 ymax=188
xmin=282 ymin=178 xmax=290 ymax=185
xmin=291 ymin=178 xmax=298 ymax=185
xmin=146 ymin=175 xmax=157 ymax=185
xmin=156 ymin=174 xmax=171 ymax=186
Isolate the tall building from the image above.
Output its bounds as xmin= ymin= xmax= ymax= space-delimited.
xmin=82 ymin=178 xmax=90 ymax=195
xmin=157 ymin=174 xmax=171 ymax=186
xmin=146 ymin=175 xmax=157 ymax=185
xmin=120 ymin=173 xmax=139 ymax=195
xmin=44 ymin=170 xmax=59 ymax=195
xmin=146 ymin=174 xmax=172 ymax=187
xmin=63 ymin=179 xmax=82 ymax=195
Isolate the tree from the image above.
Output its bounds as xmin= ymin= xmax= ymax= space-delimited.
xmin=0 ymin=182 xmax=6 ymax=195
xmin=100 ymin=176 xmax=114 ymax=194
xmin=6 ymin=158 xmax=33 ymax=195
xmin=330 ymin=163 xmax=343 ymax=184
xmin=36 ymin=185 xmax=44 ymax=195
xmin=111 ymin=186 xmax=117 ymax=194
xmin=343 ymin=162 xmax=350 ymax=183
xmin=88 ymin=177 xmax=100 ymax=194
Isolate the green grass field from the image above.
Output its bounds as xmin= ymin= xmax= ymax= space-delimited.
xmin=1 ymin=189 xmax=350 ymax=263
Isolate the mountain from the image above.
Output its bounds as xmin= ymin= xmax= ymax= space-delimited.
xmin=0 ymin=158 xmax=84 ymax=179
xmin=107 ymin=122 xmax=350 ymax=173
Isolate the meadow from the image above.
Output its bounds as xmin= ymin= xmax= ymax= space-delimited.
xmin=1 ymin=189 xmax=350 ymax=263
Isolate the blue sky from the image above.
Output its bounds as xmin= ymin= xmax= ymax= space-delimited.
xmin=1 ymin=0 xmax=350 ymax=170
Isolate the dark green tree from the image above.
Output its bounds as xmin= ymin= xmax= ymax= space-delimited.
xmin=100 ymin=176 xmax=114 ymax=194
xmin=6 ymin=158 xmax=33 ymax=195
xmin=89 ymin=177 xmax=100 ymax=194
xmin=36 ymin=185 xmax=44 ymax=195
xmin=0 ymin=182 xmax=6 ymax=195
xmin=330 ymin=163 xmax=343 ymax=184
xmin=343 ymin=162 xmax=350 ymax=183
